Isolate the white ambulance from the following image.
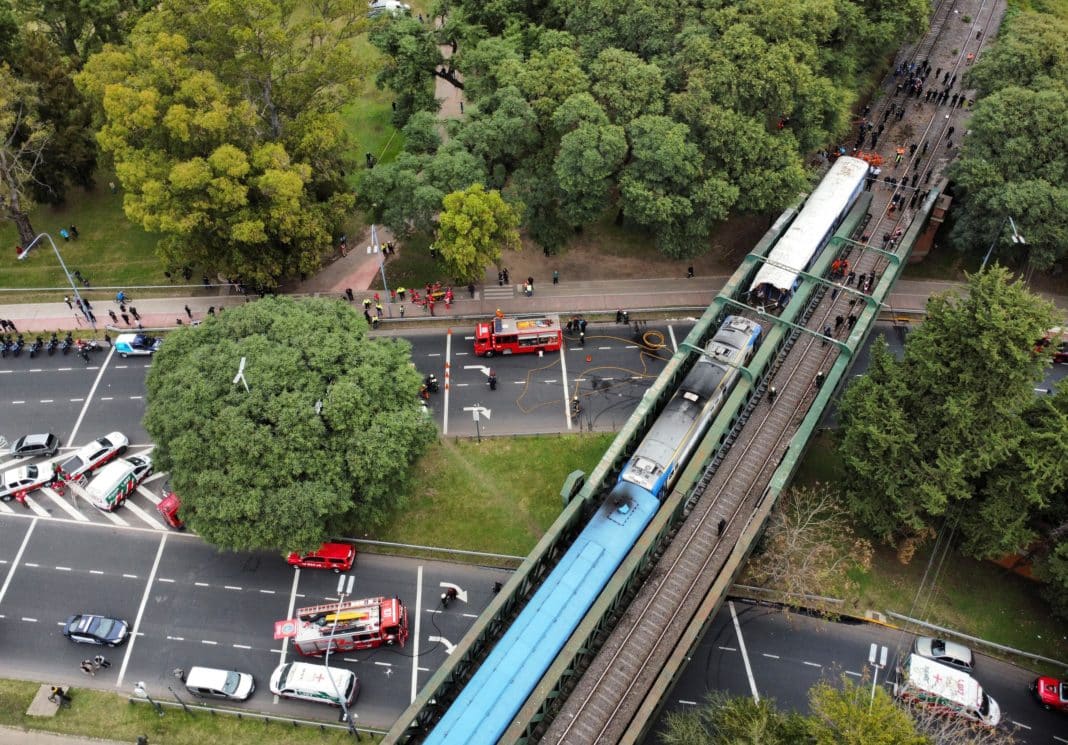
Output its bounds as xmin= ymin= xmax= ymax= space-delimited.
xmin=894 ymin=653 xmax=1001 ymax=727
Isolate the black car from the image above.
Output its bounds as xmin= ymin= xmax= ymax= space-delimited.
xmin=62 ymin=614 xmax=130 ymax=646
xmin=9 ymin=433 xmax=60 ymax=458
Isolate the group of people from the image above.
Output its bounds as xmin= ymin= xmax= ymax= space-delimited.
xmin=80 ymin=655 xmax=110 ymax=676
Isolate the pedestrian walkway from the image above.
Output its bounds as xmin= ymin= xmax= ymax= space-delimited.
xmin=2 ymin=276 xmax=1064 ymax=335
xmin=0 ymin=726 xmax=126 ymax=745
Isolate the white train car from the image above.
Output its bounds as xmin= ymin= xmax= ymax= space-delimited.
xmin=748 ymin=156 xmax=868 ymax=306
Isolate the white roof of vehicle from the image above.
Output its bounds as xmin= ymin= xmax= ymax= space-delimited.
xmin=905 ymin=654 xmax=980 ymax=708
xmin=748 ymin=156 xmax=868 ymax=297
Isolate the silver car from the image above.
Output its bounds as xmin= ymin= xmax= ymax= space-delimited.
xmin=913 ymin=636 xmax=974 ymax=673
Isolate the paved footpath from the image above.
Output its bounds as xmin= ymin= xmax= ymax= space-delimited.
xmin=0 ymin=727 xmax=126 ymax=745
xmin=1 ymin=275 xmax=1065 ymax=335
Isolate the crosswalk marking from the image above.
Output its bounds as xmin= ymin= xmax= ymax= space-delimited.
xmin=0 ymin=501 xmax=15 ymax=514
xmin=39 ymin=487 xmax=90 ymax=522
xmin=123 ymin=500 xmax=165 ymax=530
xmin=22 ymin=496 xmax=51 ymax=517
xmin=136 ymin=486 xmax=161 ymax=505
xmin=99 ymin=509 xmax=128 ymax=526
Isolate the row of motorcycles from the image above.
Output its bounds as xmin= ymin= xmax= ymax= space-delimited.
xmin=0 ymin=333 xmax=102 ymax=358
xmin=419 ymin=370 xmax=500 ymax=401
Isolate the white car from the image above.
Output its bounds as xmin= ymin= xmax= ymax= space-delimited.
xmin=58 ymin=432 xmax=129 ymax=481
xmin=368 ymin=0 xmax=410 ymax=17
xmin=1 ymin=464 xmax=55 ymax=501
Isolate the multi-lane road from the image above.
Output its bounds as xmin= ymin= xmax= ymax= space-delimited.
xmin=1 ymin=319 xmax=1066 ymax=735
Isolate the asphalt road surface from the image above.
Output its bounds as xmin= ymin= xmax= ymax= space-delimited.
xmin=649 ymin=600 xmax=1068 ymax=745
xmin=0 ymin=516 xmax=509 ymax=730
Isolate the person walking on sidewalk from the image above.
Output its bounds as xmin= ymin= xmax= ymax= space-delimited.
xmin=552 ymin=270 xmax=559 ymax=285
xmin=185 ymin=304 xmax=192 ymax=319
xmin=64 ymin=296 xmax=73 ymax=309
xmin=108 ymin=310 xmax=119 ymax=324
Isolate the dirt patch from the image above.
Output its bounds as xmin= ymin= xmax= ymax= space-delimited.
xmin=487 ymin=213 xmax=770 ymax=285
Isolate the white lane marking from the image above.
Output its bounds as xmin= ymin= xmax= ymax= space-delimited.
xmin=100 ymin=397 xmax=113 ymax=401
xmin=718 ymin=646 xmax=736 ymax=651
xmin=55 ymin=566 xmax=72 ymax=572
xmin=89 ymin=570 xmax=104 ymax=575
xmin=11 ymin=401 xmax=25 ymax=404
xmin=23 ymin=496 xmax=51 ymax=517
xmin=668 ymin=324 xmax=679 ymax=353
xmin=0 ymin=502 xmax=13 ymax=514
xmin=202 ymin=640 xmax=218 ymax=645
xmin=122 ymin=573 xmax=138 ymax=579
xmin=454 ymin=383 xmax=468 ymax=387
xmin=417 ymin=667 xmax=430 ymax=672
xmin=1011 ymin=722 xmax=1031 ymax=730
xmin=101 ymin=509 xmax=129 ymax=526
xmin=167 ymin=636 xmax=185 ymax=641
xmin=157 ymin=577 xmax=173 ymax=583
xmin=762 ymin=653 xmax=780 ymax=659
xmin=461 ymin=613 xmax=478 ymax=619
xmin=597 ymin=346 xmax=611 ymax=350
xmin=374 ymin=661 xmax=392 ymax=667
xmin=561 ymin=341 xmax=572 ymax=431
xmin=1052 ymin=735 xmax=1067 ymax=744
xmin=24 ymin=563 xmax=39 ymax=568
xmin=233 ymin=644 xmax=252 ymax=650
xmin=67 ymin=345 xmax=116 ymax=444
xmin=0 ymin=520 xmax=37 ymax=607
xmin=442 ymin=331 xmax=452 ymax=436
xmin=845 ymin=670 xmax=862 ymax=677
xmin=276 ymin=568 xmax=301 ymax=704
xmin=123 ymin=500 xmax=165 ymax=530
xmin=730 ymin=600 xmax=759 ymax=702
xmin=129 ymin=396 xmax=143 ymax=400
xmin=115 ymin=365 xmax=127 ymax=369
xmin=195 ymin=582 xmax=210 ymax=587
xmin=678 ymin=700 xmax=698 ymax=706
xmin=224 ymin=585 xmax=243 ymax=591
xmin=803 ymin=661 xmax=822 ymax=668
xmin=40 ymin=487 xmax=90 ymax=521
xmin=136 ymin=486 xmax=161 ymax=505
xmin=259 ymin=589 xmax=276 ymax=595
xmin=427 ymin=353 xmax=441 ymax=357
xmin=40 ymin=399 xmax=54 ymax=403
xmin=69 ymin=398 xmax=84 ymax=402
xmin=410 ymin=565 xmax=423 ymax=703
xmin=117 ymin=533 xmax=167 ymax=687
xmin=22 ymin=617 xmax=38 ymax=622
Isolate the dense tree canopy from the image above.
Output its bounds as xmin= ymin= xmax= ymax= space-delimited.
xmin=77 ymin=0 xmax=367 ymax=287
xmin=435 ymin=183 xmax=521 ymax=281
xmin=0 ymin=63 xmax=53 ymax=245
xmin=949 ymin=11 xmax=1068 ymax=270
xmin=9 ymin=0 xmax=150 ymax=63
xmin=368 ymin=0 xmax=928 ymax=257
xmin=838 ymin=269 xmax=1064 ymax=565
xmin=144 ymin=297 xmax=436 ymax=551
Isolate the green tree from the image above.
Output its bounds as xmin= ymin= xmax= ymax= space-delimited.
xmin=588 ymin=47 xmax=665 ymax=125
xmin=553 ymin=121 xmax=626 ymax=225
xmin=964 ymin=12 xmax=1068 ymax=95
xmin=838 ymin=268 xmax=1060 ymax=555
xmin=144 ymin=296 xmax=436 ymax=550
xmin=10 ymin=0 xmax=151 ymax=64
xmin=0 ymin=63 xmax=52 ymax=245
xmin=618 ymin=115 xmax=738 ymax=258
xmin=661 ymin=692 xmax=807 ymax=745
xmin=371 ymin=15 xmax=458 ymax=125
xmin=948 ymin=84 xmax=1068 ymax=270
xmin=435 ymin=182 xmax=521 ymax=280
xmin=402 ymin=111 xmax=442 ymax=155
xmin=78 ymin=0 xmax=362 ymax=286
xmin=806 ymin=677 xmax=927 ymax=745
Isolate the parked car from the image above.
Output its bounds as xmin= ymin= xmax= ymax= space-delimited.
xmin=368 ymin=0 xmax=410 ymax=17
xmin=58 ymin=432 xmax=128 ymax=480
xmin=269 ymin=661 xmax=358 ymax=706
xmin=8 ymin=433 xmax=60 ymax=458
xmin=62 ymin=614 xmax=130 ymax=646
xmin=1031 ymin=676 xmax=1068 ymax=712
xmin=184 ymin=666 xmax=255 ymax=701
xmin=0 ymin=464 xmax=54 ymax=501
xmin=913 ymin=636 xmax=975 ymax=673
xmin=114 ymin=333 xmax=162 ymax=358
xmin=286 ymin=542 xmax=356 ymax=573
xmin=157 ymin=491 xmax=185 ymax=530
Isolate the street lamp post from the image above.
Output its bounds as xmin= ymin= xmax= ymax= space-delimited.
xmin=868 ymin=644 xmax=888 ymax=711
xmin=980 ymin=216 xmax=1026 ymax=272
xmin=167 ymin=685 xmax=191 ymax=714
xmin=18 ymin=232 xmax=95 ymax=329
xmin=370 ymin=224 xmax=392 ymax=318
xmin=134 ymin=681 xmax=164 ymax=717
xmin=323 ymin=573 xmax=361 ymax=740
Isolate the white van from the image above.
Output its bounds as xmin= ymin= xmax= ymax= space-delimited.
xmin=895 ymin=654 xmax=1001 ymax=727
xmin=80 ymin=455 xmax=152 ymax=511
xmin=269 ymin=662 xmax=359 ymax=707
xmin=185 ymin=666 xmax=255 ymax=701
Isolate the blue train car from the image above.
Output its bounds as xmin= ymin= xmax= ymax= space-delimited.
xmin=423 ymin=316 xmax=762 ymax=745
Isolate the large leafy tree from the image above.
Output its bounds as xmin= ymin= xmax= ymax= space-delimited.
xmin=0 ymin=64 xmax=52 ymax=245
xmin=10 ymin=0 xmax=151 ymax=64
xmin=144 ymin=297 xmax=436 ymax=551
xmin=661 ymin=692 xmax=807 ymax=745
xmin=838 ymin=268 xmax=1060 ymax=557
xmin=805 ymin=677 xmax=927 ymax=745
xmin=435 ymin=182 xmax=521 ymax=280
xmin=949 ymin=11 xmax=1068 ymax=270
xmin=78 ymin=0 xmax=363 ymax=287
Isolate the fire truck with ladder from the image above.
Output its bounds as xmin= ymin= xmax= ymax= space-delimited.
xmin=277 ymin=597 xmax=409 ymax=657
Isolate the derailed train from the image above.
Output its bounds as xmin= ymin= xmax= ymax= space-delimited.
xmin=424 ymin=315 xmax=763 ymax=745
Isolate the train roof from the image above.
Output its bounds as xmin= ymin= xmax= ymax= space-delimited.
xmin=748 ymin=156 xmax=868 ymax=297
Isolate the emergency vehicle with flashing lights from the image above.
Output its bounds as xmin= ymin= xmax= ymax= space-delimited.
xmin=474 ymin=315 xmax=563 ymax=357
xmin=275 ymin=597 xmax=409 ymax=657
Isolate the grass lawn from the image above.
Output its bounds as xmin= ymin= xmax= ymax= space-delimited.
xmin=0 ymin=180 xmax=165 ymax=292
xmin=370 ymin=433 xmax=615 ymax=556
xmin=794 ymin=431 xmax=1068 ymax=664
xmin=0 ymin=680 xmax=366 ymax=744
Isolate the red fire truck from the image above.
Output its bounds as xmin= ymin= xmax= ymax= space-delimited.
xmin=275 ymin=597 xmax=409 ymax=657
xmin=474 ymin=315 xmax=562 ymax=357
